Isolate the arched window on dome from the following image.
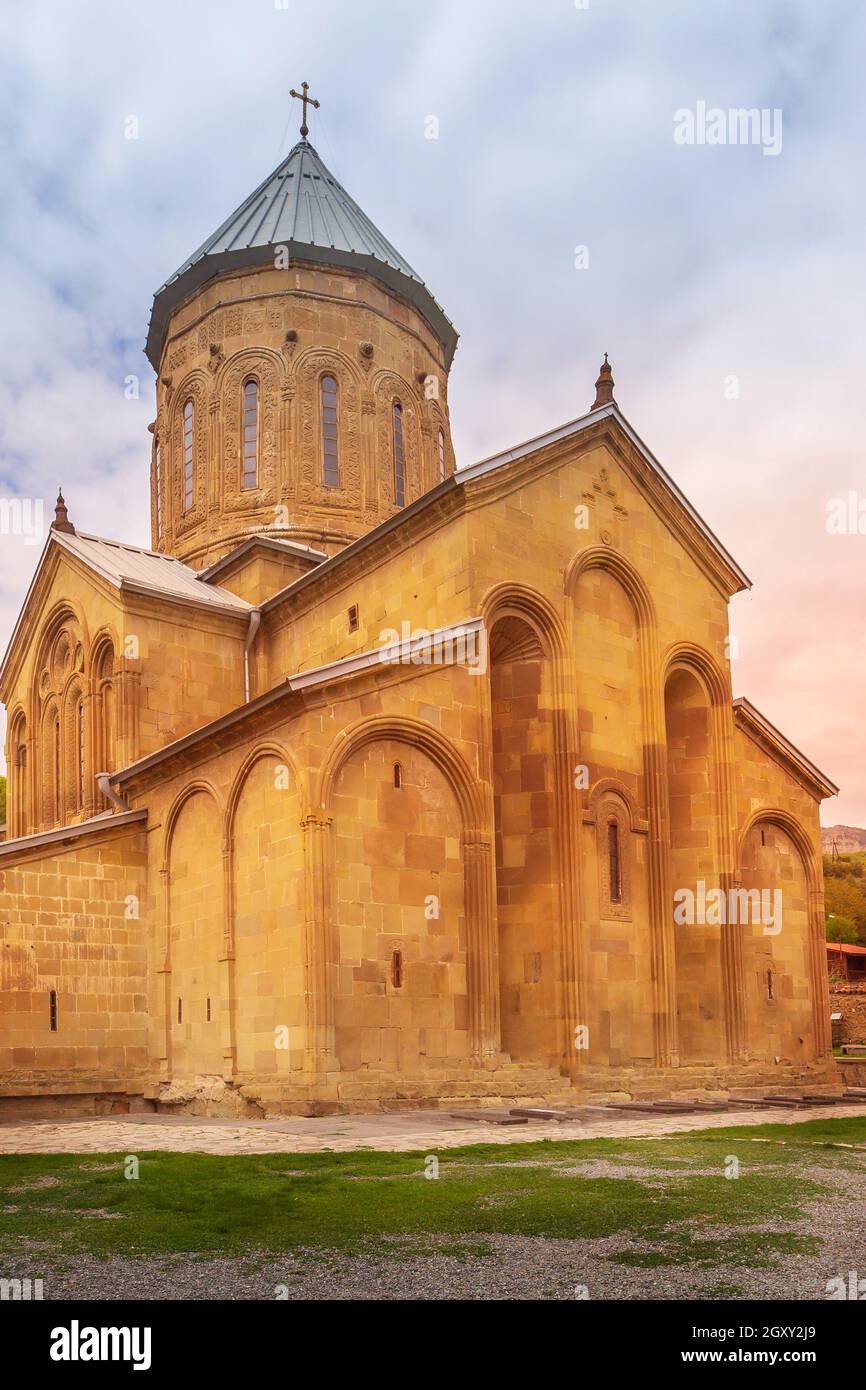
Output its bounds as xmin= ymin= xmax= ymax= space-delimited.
xmin=392 ymin=400 xmax=406 ymax=507
xmin=438 ymin=428 xmax=446 ymax=481
xmin=182 ymin=399 xmax=194 ymax=512
xmin=321 ymin=375 xmax=340 ymax=487
xmin=242 ymin=378 xmax=259 ymax=490
xmin=154 ymin=437 xmax=163 ymax=542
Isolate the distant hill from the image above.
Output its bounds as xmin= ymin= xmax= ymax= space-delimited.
xmin=822 ymin=826 xmax=866 ymax=854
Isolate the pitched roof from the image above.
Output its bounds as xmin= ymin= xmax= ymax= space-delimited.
xmin=0 ymin=530 xmax=249 ymax=688
xmin=733 ymin=696 xmax=839 ymax=799
xmin=53 ymin=531 xmax=251 ymax=613
xmin=260 ymin=401 xmax=752 ymax=616
xmin=146 ymin=140 xmax=458 ymax=369
xmin=197 ymin=534 xmax=327 ymax=584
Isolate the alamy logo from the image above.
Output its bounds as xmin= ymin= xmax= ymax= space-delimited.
xmin=674 ymin=102 xmax=783 ymax=156
xmin=673 ymin=880 xmax=782 ymax=935
xmin=0 ymin=497 xmax=44 ymax=546
xmin=50 ymin=1320 xmax=152 ymax=1371
xmin=826 ymin=1270 xmax=866 ymax=1299
xmin=0 ymin=1277 xmax=43 ymax=1300
xmin=377 ymin=622 xmax=487 ymax=675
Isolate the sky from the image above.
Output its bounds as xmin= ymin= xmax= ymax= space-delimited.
xmin=0 ymin=0 xmax=863 ymax=825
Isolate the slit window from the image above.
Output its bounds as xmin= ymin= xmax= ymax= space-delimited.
xmin=321 ymin=374 xmax=340 ymax=487
xmin=49 ymin=990 xmax=58 ymax=1032
xmin=54 ymin=718 xmax=61 ymax=821
xmin=182 ymin=399 xmax=194 ymax=511
xmin=766 ymin=969 xmax=774 ymax=1001
xmin=438 ymin=428 xmax=446 ymax=481
xmin=348 ymin=604 xmax=359 ymax=633
xmin=177 ymin=998 xmax=183 ymax=1025
xmin=77 ymin=700 xmax=86 ymax=807
xmin=608 ymin=819 xmax=622 ymax=904
xmin=206 ymin=996 xmax=212 ymax=1022
xmin=391 ymin=949 xmax=403 ymax=989
xmin=393 ymin=762 xmax=403 ymax=788
xmin=392 ymin=401 xmax=405 ymax=507
xmin=242 ymin=379 xmax=259 ymax=490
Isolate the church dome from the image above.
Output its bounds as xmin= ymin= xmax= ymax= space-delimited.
xmin=146 ymin=139 xmax=458 ymax=372
xmin=146 ymin=119 xmax=459 ymax=570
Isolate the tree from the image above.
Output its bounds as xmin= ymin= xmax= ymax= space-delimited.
xmin=826 ymin=913 xmax=858 ymax=944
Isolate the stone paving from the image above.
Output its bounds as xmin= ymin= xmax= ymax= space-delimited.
xmin=1 ymin=1101 xmax=864 ymax=1156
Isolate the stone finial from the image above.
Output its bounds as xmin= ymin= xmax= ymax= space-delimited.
xmin=592 ymin=353 xmax=616 ymax=410
xmin=51 ymin=489 xmax=75 ymax=535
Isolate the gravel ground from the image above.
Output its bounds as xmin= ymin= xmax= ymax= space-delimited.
xmin=5 ymin=1164 xmax=866 ymax=1301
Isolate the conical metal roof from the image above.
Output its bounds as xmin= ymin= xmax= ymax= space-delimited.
xmin=146 ymin=140 xmax=457 ymax=369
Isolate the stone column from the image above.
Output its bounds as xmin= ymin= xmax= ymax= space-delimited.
xmin=463 ymin=832 xmax=500 ymax=1060
xmin=115 ymin=662 xmax=141 ymax=771
xmin=301 ymin=812 xmax=337 ymax=1073
xmin=220 ymin=841 xmax=237 ymax=1079
xmin=361 ymin=393 xmax=377 ymax=519
xmin=809 ymin=885 xmax=833 ymax=1058
xmin=153 ymin=865 xmax=172 ymax=1079
xmin=645 ymin=717 xmax=679 ymax=1068
xmin=552 ymin=674 xmax=585 ymax=1072
xmin=81 ymin=688 xmax=97 ymax=821
xmin=714 ymin=705 xmax=747 ymax=1062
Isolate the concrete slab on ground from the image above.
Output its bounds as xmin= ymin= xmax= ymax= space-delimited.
xmin=0 ymin=1101 xmax=864 ymax=1156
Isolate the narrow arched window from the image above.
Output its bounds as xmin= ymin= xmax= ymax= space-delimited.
xmin=393 ymin=401 xmax=405 ymax=506
xmin=393 ymin=762 xmax=403 ymax=788
xmin=321 ymin=375 xmax=340 ymax=487
xmin=608 ymin=819 xmax=622 ymax=903
xmin=182 ymin=399 xmax=194 ymax=512
xmin=242 ymin=379 xmax=258 ymax=489
xmin=154 ymin=438 xmax=163 ymax=542
xmin=49 ymin=990 xmax=58 ymax=1032
xmin=53 ymin=718 xmax=61 ymax=822
xmin=438 ymin=428 xmax=446 ymax=481
xmin=77 ymin=700 xmax=86 ymax=808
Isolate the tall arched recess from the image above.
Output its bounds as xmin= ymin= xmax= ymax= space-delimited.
xmin=317 ymin=716 xmax=495 ymax=1071
xmin=566 ymin=548 xmax=670 ymax=1068
xmin=488 ymin=611 xmax=560 ymax=1064
xmin=738 ymin=810 xmax=830 ymax=1063
xmin=664 ymin=665 xmax=723 ymax=1063
xmin=228 ymin=747 xmax=305 ymax=1078
xmin=166 ymin=787 xmax=223 ymax=1077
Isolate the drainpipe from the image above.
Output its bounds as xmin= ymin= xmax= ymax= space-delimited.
xmin=244 ymin=608 xmax=262 ymax=704
xmin=96 ymin=773 xmax=128 ymax=813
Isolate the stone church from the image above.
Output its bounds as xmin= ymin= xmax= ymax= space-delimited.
xmin=0 ymin=111 xmax=840 ymax=1115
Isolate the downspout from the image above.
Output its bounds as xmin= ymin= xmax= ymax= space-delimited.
xmin=96 ymin=773 xmax=128 ymax=813
xmin=244 ymin=607 xmax=262 ymax=704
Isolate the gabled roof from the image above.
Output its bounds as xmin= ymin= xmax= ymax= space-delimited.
xmin=197 ymin=535 xmax=327 ymax=585
xmin=259 ymin=401 xmax=752 ymax=618
xmin=0 ymin=530 xmax=250 ymax=688
xmin=54 ymin=532 xmax=251 ymax=612
xmin=146 ymin=140 xmax=458 ymax=370
xmin=733 ymin=696 xmax=839 ymax=800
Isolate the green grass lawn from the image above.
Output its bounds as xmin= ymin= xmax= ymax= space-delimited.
xmin=1 ymin=1116 xmax=865 ymax=1272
